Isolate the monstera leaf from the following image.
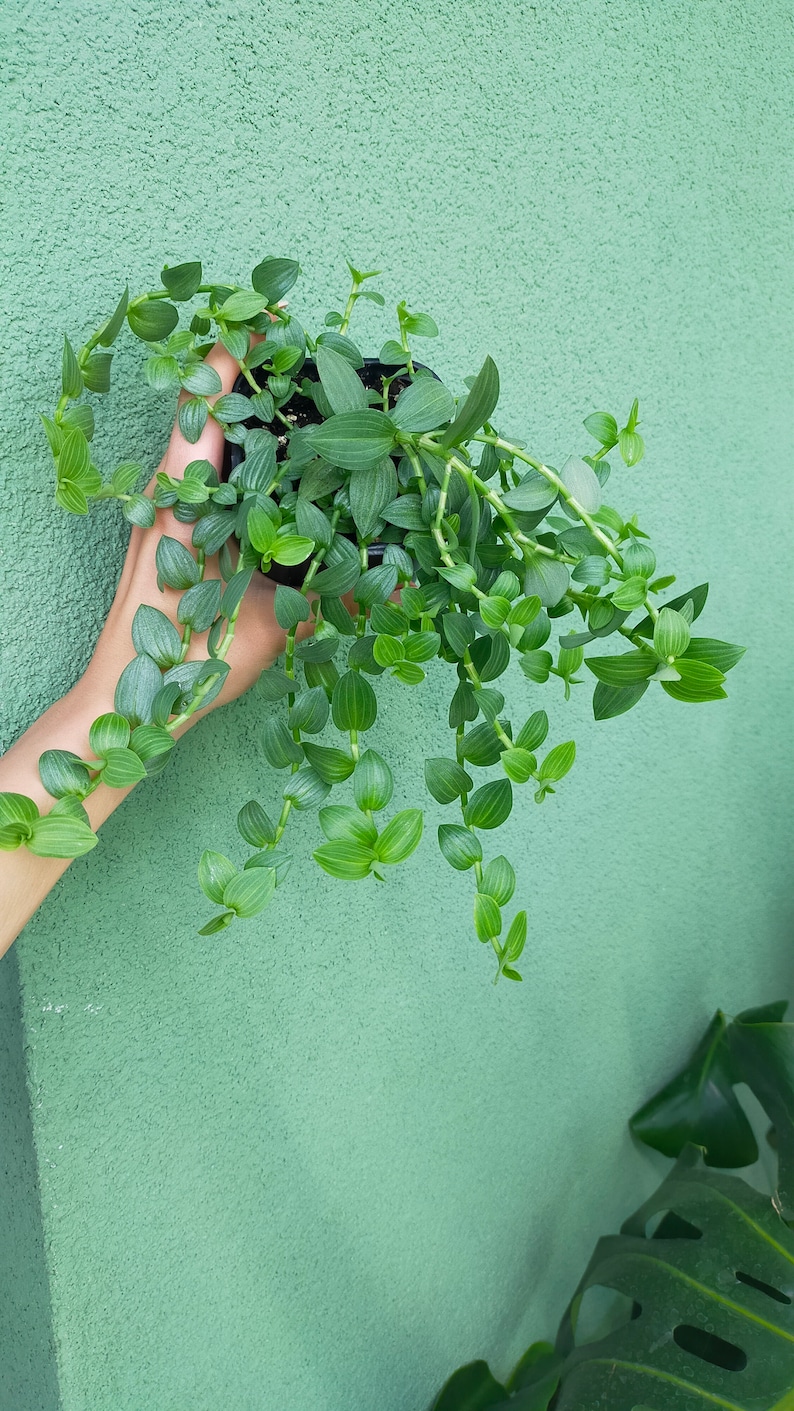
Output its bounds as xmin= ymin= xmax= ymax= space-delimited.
xmin=430 ymin=998 xmax=794 ymax=1411
xmin=629 ymin=1009 xmax=759 ymax=1169
xmin=553 ymin=1148 xmax=794 ymax=1409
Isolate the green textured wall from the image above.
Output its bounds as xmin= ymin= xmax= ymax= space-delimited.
xmin=1 ymin=2 xmax=793 ymax=1408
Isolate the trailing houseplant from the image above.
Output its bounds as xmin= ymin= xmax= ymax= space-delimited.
xmin=0 ymin=257 xmax=745 ymax=978
xmin=431 ymin=1001 xmax=794 ymax=1409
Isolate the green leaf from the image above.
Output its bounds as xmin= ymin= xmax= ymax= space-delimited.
xmin=128 ymin=724 xmax=175 ymax=763
xmin=402 ymin=310 xmax=438 ymax=337
xmin=522 ymin=556 xmax=569 ymax=608
xmin=424 ymin=758 xmax=473 ymax=806
xmin=474 ymin=893 xmax=501 ymax=943
xmin=349 ymin=456 xmax=398 ymax=538
xmin=379 ymin=339 xmax=408 ymax=366
xmin=123 ymin=494 xmax=157 ymax=528
xmin=611 ymin=575 xmax=648 ymax=610
xmin=624 ymin=539 xmax=657 ymax=579
xmin=438 ymin=356 xmax=500 ymax=449
xmin=373 ymin=635 xmax=405 ymax=667
xmin=127 ymin=298 xmax=179 ymax=341
xmin=539 ymin=741 xmax=575 ymax=782
xmin=283 ymin=767 xmax=332 ymax=811
xmin=571 ymin=554 xmax=610 ymax=587
xmin=38 ymin=750 xmax=91 ymax=799
xmin=332 ymin=672 xmax=377 ymax=731
xmin=501 ymin=747 xmax=536 ymax=784
xmin=313 ymin=841 xmax=374 ymax=880
xmin=502 ymin=470 xmax=558 ymax=512
xmin=0 ymin=794 xmax=39 ymax=830
xmin=98 ymin=286 xmax=129 ymax=347
xmin=315 ymin=343 xmax=368 ymax=413
xmin=219 ymin=289 xmax=269 ymax=323
xmin=353 ymin=750 xmax=394 ymax=811
xmin=57 ymin=426 xmax=90 ymax=483
xmin=375 ymin=809 xmax=423 ymax=865
xmin=516 ymin=711 xmax=549 ymax=751
xmin=112 ymin=462 xmax=142 ymax=494
xmin=619 ymin=426 xmax=645 ymax=465
xmin=559 ymin=456 xmax=601 ymax=513
xmin=404 ymin=631 xmax=440 ymax=663
xmin=155 ymin=536 xmax=201 ymax=590
xmin=313 ymin=555 xmax=361 ymax=599
xmin=271 ymin=535 xmax=315 ymax=567
xmin=237 ymin=800 xmax=277 ymax=848
xmin=490 ymin=571 xmax=522 ymax=601
xmin=480 ymin=856 xmax=516 ymax=906
xmin=198 ymin=911 xmax=236 ymax=936
xmin=319 ymin=805 xmax=377 ymax=847
xmin=181 ymin=361 xmax=223 ymax=396
xmin=557 ymin=1151 xmax=794 ymax=1408
xmin=661 ymin=658 xmax=727 ymax=703
xmin=727 ymin=1004 xmax=794 ymax=1217
xmin=431 ymin=1360 xmax=508 ymax=1411
xmin=479 ymin=596 xmax=512 ymax=629
xmin=114 ymin=653 xmax=162 ymax=727
xmin=391 ymin=378 xmax=455 ymax=433
xmin=261 ymin=718 xmax=303 ymax=769
xmin=88 ymin=713 xmax=130 ymax=755
xmin=306 ymin=410 xmax=397 ymax=472
xmin=439 ymin=563 xmax=477 ymax=592
xmin=82 ymin=351 xmax=113 ymax=393
xmin=391 ymin=660 xmax=425 ymax=685
xmin=251 ymin=257 xmax=301 ymax=303
xmin=219 ymin=567 xmax=254 ymax=621
xmin=585 ymin=651 xmax=657 ymax=687
xmin=592 ymin=678 xmax=650 ymax=721
xmin=295 ymin=499 xmax=334 ymax=549
xmin=61 ymin=335 xmax=83 ymax=398
xmin=198 ymin=850 xmax=238 ymax=904
xmin=504 ymin=911 xmax=527 ymax=963
xmin=192 ymin=510 xmax=236 ymax=555
xmin=161 ymin=260 xmax=202 ymax=301
xmin=273 ymin=585 xmax=310 ymax=631
xmin=438 ymin=824 xmax=482 ymax=871
xmin=178 ymin=397 xmax=209 ymax=443
xmin=630 ymin=1011 xmax=757 ymax=1168
xmin=301 ymin=743 xmax=355 ymax=784
xmin=461 ymin=722 xmax=506 ymax=768
xmin=100 ymin=748 xmax=148 ymax=788
xmin=223 ymin=867 xmax=276 ymax=917
xmin=26 ymin=814 xmax=98 ymax=858
xmin=380 ymin=494 xmax=425 ymax=530
xmin=583 ymin=411 xmax=618 ymax=447
xmin=520 ymin=649 xmax=553 ymax=684
xmin=634 ymin=583 xmax=709 ymax=638
xmin=682 ymin=639 xmax=746 ymax=674
xmin=177 ymin=579 xmax=222 ymax=633
xmin=353 ymin=564 xmax=398 ymax=607
xmin=442 ymin=613 xmax=476 ymax=658
xmin=465 ymin=779 xmax=513 ymax=830
xmin=131 ymin=604 xmax=183 ymax=668
xmin=448 ymin=681 xmax=479 ymax=727
xmin=654 ymin=607 xmax=691 ymax=660
xmin=257 ymin=665 xmax=294 ymax=701
xmin=214 ymin=392 xmax=257 ymax=423
xmin=288 ymin=687 xmax=330 ymax=735
xmin=293 ymin=625 xmax=340 ymax=663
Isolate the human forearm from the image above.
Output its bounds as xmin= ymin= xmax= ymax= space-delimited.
xmin=0 ymin=676 xmax=151 ymax=958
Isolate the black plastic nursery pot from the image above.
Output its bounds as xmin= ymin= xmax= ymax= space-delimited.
xmin=222 ymin=356 xmax=438 ymax=588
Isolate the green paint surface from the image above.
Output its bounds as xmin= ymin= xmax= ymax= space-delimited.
xmin=1 ymin=2 xmax=793 ymax=1408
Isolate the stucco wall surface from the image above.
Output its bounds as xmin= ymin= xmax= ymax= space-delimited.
xmin=1 ymin=2 xmax=792 ymax=1409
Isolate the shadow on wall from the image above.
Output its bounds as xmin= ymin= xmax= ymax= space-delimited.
xmin=0 ymin=947 xmax=61 ymax=1410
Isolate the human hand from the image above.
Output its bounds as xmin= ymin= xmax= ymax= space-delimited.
xmin=80 ymin=327 xmax=291 ymax=728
